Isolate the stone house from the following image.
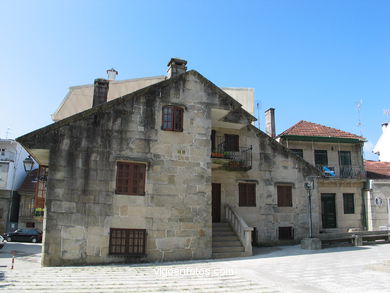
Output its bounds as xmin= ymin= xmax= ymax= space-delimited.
xmin=17 ymin=59 xmax=320 ymax=266
xmin=277 ymin=120 xmax=367 ymax=232
xmin=364 ymin=160 xmax=390 ymax=230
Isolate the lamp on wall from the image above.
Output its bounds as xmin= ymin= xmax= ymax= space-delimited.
xmin=23 ymin=155 xmax=35 ymax=173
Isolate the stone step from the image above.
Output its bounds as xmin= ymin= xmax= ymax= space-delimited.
xmin=212 ymin=251 xmax=246 ymax=259
xmin=213 ymin=231 xmax=236 ymax=236
xmin=212 ymin=235 xmax=238 ymax=241
xmin=213 ymin=246 xmax=245 ymax=253
xmin=212 ymin=222 xmax=230 ymax=226
xmin=213 ymin=226 xmax=232 ymax=231
xmin=212 ymin=240 xmax=242 ymax=247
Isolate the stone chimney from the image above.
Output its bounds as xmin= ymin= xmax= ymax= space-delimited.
xmin=265 ymin=108 xmax=276 ymax=138
xmin=92 ymin=78 xmax=109 ymax=107
xmin=167 ymin=58 xmax=187 ymax=78
xmin=106 ymin=68 xmax=118 ymax=81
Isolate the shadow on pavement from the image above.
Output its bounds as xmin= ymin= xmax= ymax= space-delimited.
xmin=0 ymin=242 xmax=42 ymax=258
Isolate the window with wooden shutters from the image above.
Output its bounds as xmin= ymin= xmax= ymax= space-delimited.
xmin=109 ymin=228 xmax=146 ymax=256
xmin=162 ymin=105 xmax=183 ymax=132
xmin=239 ymin=183 xmax=256 ymax=207
xmin=224 ymin=134 xmax=239 ymax=152
xmin=278 ymin=227 xmax=294 ymax=240
xmin=277 ymin=185 xmax=292 ymax=207
xmin=343 ymin=193 xmax=355 ymax=214
xmin=115 ymin=162 xmax=146 ymax=195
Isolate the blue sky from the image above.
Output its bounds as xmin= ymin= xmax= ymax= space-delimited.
xmin=1 ymin=0 xmax=389 ymax=160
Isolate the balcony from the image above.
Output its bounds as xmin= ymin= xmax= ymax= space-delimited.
xmin=211 ymin=141 xmax=252 ymax=171
xmin=317 ymin=165 xmax=365 ymax=179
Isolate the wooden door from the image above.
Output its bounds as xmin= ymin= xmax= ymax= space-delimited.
xmin=212 ymin=183 xmax=221 ymax=223
xmin=321 ymin=194 xmax=337 ymax=228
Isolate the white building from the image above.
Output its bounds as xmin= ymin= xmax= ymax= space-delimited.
xmin=373 ymin=123 xmax=390 ymax=162
xmin=0 ymin=139 xmax=31 ymax=232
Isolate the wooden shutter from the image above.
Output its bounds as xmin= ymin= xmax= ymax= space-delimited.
xmin=277 ymin=186 xmax=292 ymax=207
xmin=239 ymin=183 xmax=256 ymax=207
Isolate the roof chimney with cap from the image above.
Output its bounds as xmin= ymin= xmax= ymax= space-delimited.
xmin=107 ymin=68 xmax=118 ymax=80
xmin=265 ymin=108 xmax=276 ymax=138
xmin=92 ymin=78 xmax=109 ymax=107
xmin=167 ymin=58 xmax=187 ymax=78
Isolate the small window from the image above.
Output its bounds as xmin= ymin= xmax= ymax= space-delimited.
xmin=115 ymin=162 xmax=146 ymax=195
xmin=279 ymin=227 xmax=294 ymax=240
xmin=277 ymin=185 xmax=292 ymax=207
xmin=314 ymin=150 xmax=328 ymax=167
xmin=343 ymin=193 xmax=355 ymax=214
xmin=162 ymin=105 xmax=183 ymax=132
xmin=224 ymin=134 xmax=239 ymax=152
xmin=109 ymin=228 xmax=146 ymax=256
xmin=238 ymin=183 xmax=256 ymax=207
xmin=0 ymin=149 xmax=5 ymax=156
xmin=290 ymin=149 xmax=303 ymax=158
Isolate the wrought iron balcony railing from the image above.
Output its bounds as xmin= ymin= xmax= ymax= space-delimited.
xmin=211 ymin=141 xmax=252 ymax=171
xmin=317 ymin=165 xmax=365 ymax=179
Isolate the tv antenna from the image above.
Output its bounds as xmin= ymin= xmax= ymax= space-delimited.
xmin=256 ymin=102 xmax=261 ymax=130
xmin=384 ymin=109 xmax=390 ymax=123
xmin=5 ymin=128 xmax=11 ymax=139
xmin=356 ymin=99 xmax=363 ymax=136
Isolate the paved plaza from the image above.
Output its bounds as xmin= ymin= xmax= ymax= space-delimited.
xmin=0 ymin=242 xmax=390 ymax=292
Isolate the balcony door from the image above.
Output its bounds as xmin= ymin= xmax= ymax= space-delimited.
xmin=339 ymin=151 xmax=352 ymax=177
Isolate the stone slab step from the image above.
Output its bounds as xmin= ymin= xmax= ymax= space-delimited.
xmin=213 ymin=246 xmax=245 ymax=253
xmin=213 ymin=235 xmax=238 ymax=241
xmin=213 ymin=226 xmax=233 ymax=232
xmin=213 ymin=231 xmax=236 ymax=236
xmin=212 ymin=251 xmax=246 ymax=259
xmin=212 ymin=240 xmax=243 ymax=247
xmin=212 ymin=222 xmax=230 ymax=226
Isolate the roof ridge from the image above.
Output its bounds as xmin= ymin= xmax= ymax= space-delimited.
xmin=278 ymin=120 xmax=365 ymax=141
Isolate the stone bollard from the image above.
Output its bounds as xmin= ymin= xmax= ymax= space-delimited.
xmin=353 ymin=235 xmax=363 ymax=246
xmin=301 ymin=238 xmax=322 ymax=250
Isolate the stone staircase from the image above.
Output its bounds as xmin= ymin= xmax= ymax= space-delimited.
xmin=212 ymin=222 xmax=246 ymax=259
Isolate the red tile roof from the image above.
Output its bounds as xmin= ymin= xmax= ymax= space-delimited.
xmin=278 ymin=120 xmax=365 ymax=141
xmin=365 ymin=160 xmax=390 ymax=179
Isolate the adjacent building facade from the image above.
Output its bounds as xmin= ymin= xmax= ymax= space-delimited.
xmin=17 ymin=59 xmax=320 ymax=266
xmin=0 ymin=139 xmax=30 ymax=233
xmin=277 ymin=120 xmax=367 ymax=232
xmin=364 ymin=160 xmax=390 ymax=231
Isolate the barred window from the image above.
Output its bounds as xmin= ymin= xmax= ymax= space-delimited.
xmin=115 ymin=162 xmax=146 ymax=195
xmin=279 ymin=226 xmax=294 ymax=240
xmin=162 ymin=105 xmax=183 ymax=132
xmin=109 ymin=228 xmax=146 ymax=256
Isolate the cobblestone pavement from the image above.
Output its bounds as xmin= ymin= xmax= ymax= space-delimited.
xmin=1 ymin=242 xmax=390 ymax=292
